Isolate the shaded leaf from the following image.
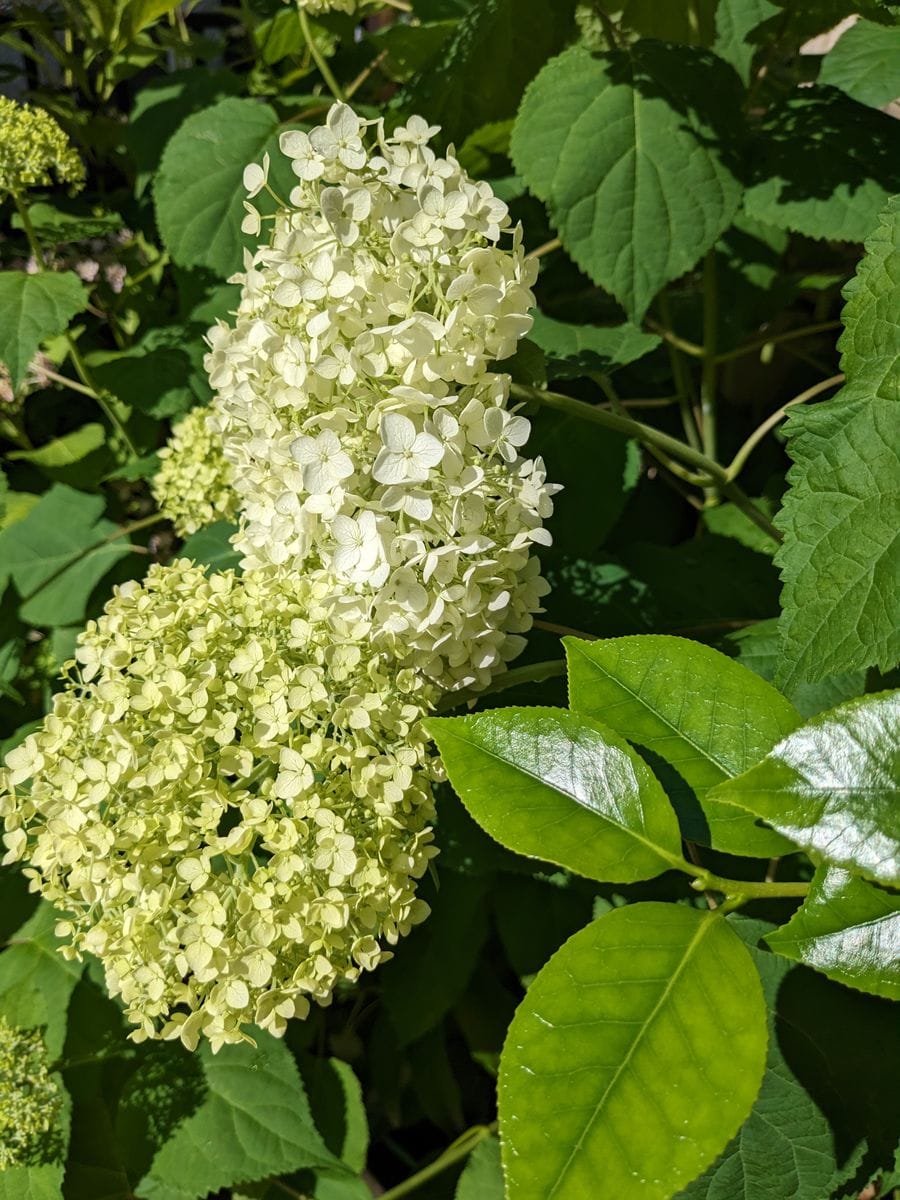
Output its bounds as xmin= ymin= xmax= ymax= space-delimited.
xmin=0 ymin=902 xmax=83 ymax=1059
xmin=425 ymin=707 xmax=683 ymax=882
xmin=136 ymin=1032 xmax=344 ymax=1199
xmin=456 ymin=1136 xmax=503 ymax=1199
xmin=565 ymin=635 xmax=800 ymax=855
xmin=713 ymin=0 xmax=781 ymax=84
xmin=512 ymin=44 xmax=744 ymax=320
xmin=743 ymin=89 xmax=900 ymax=243
xmin=0 ymin=272 xmax=87 ymax=389
xmin=8 ymin=424 xmax=106 ymax=469
xmin=500 ymin=904 xmax=767 ymax=1200
xmin=154 ymin=98 xmax=290 ymax=278
xmin=179 ymin=520 xmax=241 ymax=573
xmin=818 ymin=17 xmax=900 ymax=111
xmin=0 ymin=484 xmax=134 ymax=627
xmin=403 ymin=0 xmax=577 ymax=144
xmin=529 ymin=312 xmax=661 ymax=379
xmin=710 ymin=690 xmax=900 ymax=885
xmin=380 ymin=869 xmax=489 ymax=1047
xmin=766 ymin=866 xmax=900 ymax=1000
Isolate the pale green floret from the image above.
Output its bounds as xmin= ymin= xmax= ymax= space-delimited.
xmin=152 ymin=405 xmax=240 ymax=536
xmin=0 ymin=1018 xmax=61 ymax=1170
xmin=0 ymin=96 xmax=84 ymax=195
xmin=0 ymin=561 xmax=439 ymax=1052
xmin=292 ymin=0 xmax=358 ymax=14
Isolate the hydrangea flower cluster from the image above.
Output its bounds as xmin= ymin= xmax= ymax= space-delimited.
xmin=293 ymin=0 xmax=357 ymax=13
xmin=0 ymin=1018 xmax=61 ymax=1170
xmin=207 ymin=103 xmax=556 ymax=691
xmin=1 ymin=562 xmax=438 ymax=1052
xmin=153 ymin=405 xmax=239 ymax=536
xmin=0 ymin=97 xmax=84 ymax=195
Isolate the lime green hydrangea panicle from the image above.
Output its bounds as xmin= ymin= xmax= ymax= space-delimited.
xmin=0 ymin=97 xmax=84 ymax=196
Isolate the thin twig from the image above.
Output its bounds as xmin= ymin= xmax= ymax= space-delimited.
xmin=725 ymin=373 xmax=844 ymax=480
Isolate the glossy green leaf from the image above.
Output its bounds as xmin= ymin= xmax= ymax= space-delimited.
xmin=711 ymin=691 xmax=900 ymax=885
xmin=136 ymin=1031 xmax=344 ymax=1199
xmin=299 ymin=1057 xmax=369 ymax=1175
xmin=0 ymin=902 xmax=83 ymax=1058
xmin=425 ymin=707 xmax=683 ymax=882
xmin=606 ymin=0 xmax=720 ymax=45
xmin=8 ymin=424 xmax=106 ymax=468
xmin=529 ymin=312 xmax=661 ymax=379
xmin=565 ymin=635 xmax=800 ymax=855
xmin=402 ymin=0 xmax=576 ymax=144
xmin=0 ymin=484 xmax=134 ymax=627
xmin=499 ymin=904 xmax=767 ymax=1200
xmin=511 ymin=44 xmax=743 ymax=320
xmin=679 ymin=917 xmax=858 ymax=1200
xmin=818 ymin=18 xmax=900 ymax=111
xmin=154 ymin=98 xmax=291 ymax=277
xmin=766 ymin=867 xmax=900 ymax=1000
xmin=456 ymin=1136 xmax=503 ymax=1199
xmin=743 ymin=90 xmax=900 ymax=243
xmin=0 ymin=271 xmax=87 ymax=389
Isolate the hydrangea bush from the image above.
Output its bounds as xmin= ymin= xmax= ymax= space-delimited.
xmin=0 ymin=6 xmax=897 ymax=1199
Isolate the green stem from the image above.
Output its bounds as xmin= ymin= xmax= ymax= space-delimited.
xmin=12 ymin=190 xmax=140 ymax=459
xmin=656 ymin=296 xmax=703 ymax=452
xmin=380 ymin=1124 xmax=496 ymax=1200
xmin=66 ymin=335 xmax=141 ymax=460
xmin=700 ymin=251 xmax=718 ymax=479
xmin=724 ymin=373 xmax=844 ymax=481
xmin=297 ymin=6 xmax=346 ymax=102
xmin=714 ymin=319 xmax=842 ymax=365
xmin=510 ymin=382 xmax=783 ymax=543
xmin=687 ymin=870 xmax=809 ymax=902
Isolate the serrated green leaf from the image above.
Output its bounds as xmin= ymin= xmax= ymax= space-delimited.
xmin=0 ymin=272 xmax=87 ymax=389
xmin=8 ymin=424 xmax=106 ymax=468
xmin=13 ymin=202 xmax=124 ymax=244
xmin=511 ymin=44 xmax=744 ymax=320
xmin=743 ymin=89 xmax=900 ymax=243
xmin=0 ymin=902 xmax=83 ymax=1059
xmin=136 ymin=1032 xmax=344 ymax=1200
xmin=402 ymin=0 xmax=576 ymax=145
xmin=726 ymin=618 xmax=866 ymax=718
xmin=499 ymin=904 xmax=767 ymax=1200
xmin=766 ymin=866 xmax=900 ymax=999
xmin=529 ymin=312 xmax=661 ymax=379
xmin=91 ymin=342 xmax=197 ymax=420
xmin=425 ymin=707 xmax=683 ymax=882
xmin=0 ymin=484 xmax=134 ymax=627
xmin=531 ymin=409 xmax=639 ymax=555
xmin=773 ymin=194 xmax=899 ymax=689
xmin=678 ymin=916 xmax=856 ymax=1200
xmin=456 ymin=1135 xmax=503 ymax=1199
xmin=299 ymin=1058 xmax=368 ymax=1175
xmin=818 ymin=18 xmax=900 ymax=110
xmin=713 ymin=0 xmax=781 ymax=84
xmin=565 ymin=635 xmax=800 ymax=856
xmin=154 ymin=98 xmax=289 ymax=277
xmin=703 ymin=500 xmax=779 ymax=555
xmin=711 ymin=690 xmax=900 ymax=885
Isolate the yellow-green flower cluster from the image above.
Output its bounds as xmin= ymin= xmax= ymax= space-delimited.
xmin=0 ymin=97 xmax=84 ymax=196
xmin=152 ymin=406 xmax=240 ymax=536
xmin=1 ymin=561 xmax=438 ymax=1052
xmin=293 ymin=0 xmax=357 ymax=14
xmin=0 ymin=1018 xmax=61 ymax=1170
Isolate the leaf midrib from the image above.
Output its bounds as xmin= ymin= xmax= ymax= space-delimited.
xmin=547 ymin=913 xmax=718 ymax=1198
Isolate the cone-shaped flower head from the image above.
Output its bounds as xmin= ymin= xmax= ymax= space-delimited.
xmin=0 ymin=561 xmax=438 ymax=1052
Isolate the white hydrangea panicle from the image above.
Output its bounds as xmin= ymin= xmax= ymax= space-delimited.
xmin=0 ymin=561 xmax=439 ymax=1053
xmin=207 ymin=102 xmax=558 ymax=692
xmin=152 ymin=405 xmax=240 ymax=536
xmin=0 ymin=1018 xmax=61 ymax=1169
